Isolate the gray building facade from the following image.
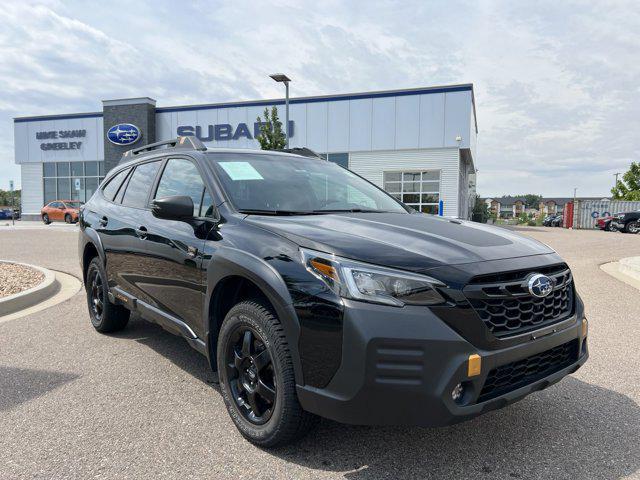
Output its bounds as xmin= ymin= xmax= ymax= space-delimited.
xmin=14 ymin=84 xmax=478 ymax=220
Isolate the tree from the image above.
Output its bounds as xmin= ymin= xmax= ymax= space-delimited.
xmin=522 ymin=194 xmax=543 ymax=209
xmin=255 ymin=106 xmax=286 ymax=150
xmin=611 ymin=162 xmax=640 ymax=201
xmin=0 ymin=189 xmax=21 ymax=208
xmin=471 ymin=195 xmax=490 ymax=223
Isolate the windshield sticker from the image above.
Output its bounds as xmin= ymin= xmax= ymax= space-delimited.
xmin=219 ymin=162 xmax=264 ymax=181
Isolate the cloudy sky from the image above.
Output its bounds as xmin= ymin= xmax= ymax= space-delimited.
xmin=1 ymin=0 xmax=638 ymax=196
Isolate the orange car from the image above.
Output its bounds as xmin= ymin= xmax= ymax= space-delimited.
xmin=41 ymin=200 xmax=83 ymax=224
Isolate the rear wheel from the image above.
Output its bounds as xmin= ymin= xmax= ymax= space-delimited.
xmin=86 ymin=257 xmax=129 ymax=333
xmin=42 ymin=213 xmax=50 ymax=224
xmin=64 ymin=213 xmax=72 ymax=224
xmin=625 ymin=221 xmax=639 ymax=234
xmin=217 ymin=300 xmax=318 ymax=447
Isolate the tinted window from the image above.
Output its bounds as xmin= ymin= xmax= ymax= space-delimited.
xmin=155 ymin=159 xmax=205 ymax=217
xmin=57 ymin=178 xmax=70 ymax=200
xmin=57 ymin=162 xmax=70 ymax=176
xmin=121 ymin=161 xmax=161 ymax=208
xmin=85 ymin=161 xmax=99 ymax=176
xmin=102 ymin=168 xmax=130 ymax=201
xmin=43 ymin=163 xmax=56 ymax=177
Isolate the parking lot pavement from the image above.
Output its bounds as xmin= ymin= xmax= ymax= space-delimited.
xmin=1 ymin=227 xmax=639 ymax=479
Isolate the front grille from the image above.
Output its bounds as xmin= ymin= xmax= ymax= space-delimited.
xmin=477 ymin=339 xmax=579 ymax=403
xmin=463 ymin=265 xmax=574 ymax=338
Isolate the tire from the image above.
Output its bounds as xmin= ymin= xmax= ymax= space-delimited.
xmin=625 ymin=221 xmax=639 ymax=234
xmin=65 ymin=214 xmax=72 ymax=224
xmin=85 ymin=257 xmax=129 ymax=333
xmin=42 ymin=214 xmax=51 ymax=225
xmin=217 ymin=300 xmax=319 ymax=447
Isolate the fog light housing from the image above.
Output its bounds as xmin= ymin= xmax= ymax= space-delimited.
xmin=451 ymin=383 xmax=464 ymax=402
xmin=582 ymin=318 xmax=588 ymax=337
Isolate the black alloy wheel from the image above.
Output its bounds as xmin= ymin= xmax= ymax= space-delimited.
xmin=42 ymin=214 xmax=50 ymax=224
xmin=225 ymin=324 xmax=277 ymax=425
xmin=88 ymin=268 xmax=105 ymax=322
xmin=65 ymin=214 xmax=72 ymax=224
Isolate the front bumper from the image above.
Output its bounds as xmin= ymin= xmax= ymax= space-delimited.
xmin=297 ymin=300 xmax=588 ymax=426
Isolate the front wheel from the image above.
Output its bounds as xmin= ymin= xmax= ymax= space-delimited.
xmin=42 ymin=214 xmax=51 ymax=224
xmin=217 ymin=300 xmax=318 ymax=447
xmin=625 ymin=221 xmax=639 ymax=234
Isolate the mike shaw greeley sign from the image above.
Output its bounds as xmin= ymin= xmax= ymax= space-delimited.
xmin=36 ymin=129 xmax=86 ymax=151
xmin=177 ymin=121 xmax=294 ymax=142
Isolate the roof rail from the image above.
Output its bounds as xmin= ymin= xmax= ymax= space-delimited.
xmin=277 ymin=147 xmax=325 ymax=160
xmin=120 ymin=136 xmax=207 ymax=162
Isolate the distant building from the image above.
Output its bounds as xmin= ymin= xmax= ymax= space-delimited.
xmin=482 ymin=196 xmax=610 ymax=219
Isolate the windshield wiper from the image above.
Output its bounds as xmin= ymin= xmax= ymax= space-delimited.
xmin=238 ymin=209 xmax=319 ymax=216
xmin=311 ymin=209 xmax=389 ymax=213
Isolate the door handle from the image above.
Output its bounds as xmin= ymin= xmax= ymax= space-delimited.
xmin=99 ymin=216 xmax=108 ymax=227
xmin=135 ymin=226 xmax=148 ymax=239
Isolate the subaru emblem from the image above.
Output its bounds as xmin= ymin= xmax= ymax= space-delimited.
xmin=107 ymin=123 xmax=141 ymax=146
xmin=527 ymin=274 xmax=553 ymax=298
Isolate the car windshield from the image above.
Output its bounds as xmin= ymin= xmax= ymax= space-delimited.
xmin=65 ymin=201 xmax=83 ymax=207
xmin=208 ymin=153 xmax=408 ymax=215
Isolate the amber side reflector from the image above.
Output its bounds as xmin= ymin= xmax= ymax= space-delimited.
xmin=468 ymin=354 xmax=482 ymax=377
xmin=582 ymin=318 xmax=588 ymax=337
xmin=310 ymin=259 xmax=338 ymax=280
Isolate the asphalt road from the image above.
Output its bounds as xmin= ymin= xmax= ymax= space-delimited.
xmin=1 ymin=224 xmax=639 ymax=479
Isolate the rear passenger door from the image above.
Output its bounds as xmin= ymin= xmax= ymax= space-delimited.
xmin=138 ymin=157 xmax=215 ymax=338
xmin=99 ymin=160 xmax=162 ymax=304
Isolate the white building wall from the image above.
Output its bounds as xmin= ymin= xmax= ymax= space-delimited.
xmin=21 ymin=164 xmax=43 ymax=215
xmin=348 ymin=148 xmax=461 ymax=217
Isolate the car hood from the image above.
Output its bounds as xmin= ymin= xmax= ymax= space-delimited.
xmin=245 ymin=212 xmax=554 ymax=272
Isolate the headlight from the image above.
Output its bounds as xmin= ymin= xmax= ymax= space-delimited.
xmin=300 ymin=248 xmax=446 ymax=307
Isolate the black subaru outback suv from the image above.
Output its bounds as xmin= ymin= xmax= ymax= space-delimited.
xmin=79 ymin=136 xmax=588 ymax=447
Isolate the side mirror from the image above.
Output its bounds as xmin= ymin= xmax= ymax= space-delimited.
xmin=152 ymin=196 xmax=194 ymax=221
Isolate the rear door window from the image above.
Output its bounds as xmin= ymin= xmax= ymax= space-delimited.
xmin=121 ymin=161 xmax=161 ymax=209
xmin=102 ymin=168 xmax=131 ymax=201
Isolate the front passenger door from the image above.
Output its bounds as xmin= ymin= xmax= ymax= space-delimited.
xmin=139 ymin=157 xmax=215 ymax=338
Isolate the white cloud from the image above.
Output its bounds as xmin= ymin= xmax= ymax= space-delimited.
xmin=0 ymin=0 xmax=638 ymax=197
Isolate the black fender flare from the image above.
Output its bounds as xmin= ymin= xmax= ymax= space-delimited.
xmin=80 ymin=227 xmax=106 ymax=283
xmin=204 ymin=246 xmax=304 ymax=385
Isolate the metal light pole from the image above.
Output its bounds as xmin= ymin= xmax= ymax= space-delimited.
xmin=614 ymin=172 xmax=621 ymax=191
xmin=269 ymin=73 xmax=292 ymax=148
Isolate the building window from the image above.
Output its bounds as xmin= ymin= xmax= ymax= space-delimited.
xmin=42 ymin=161 xmax=105 ymax=205
xmin=383 ymin=170 xmax=441 ymax=214
xmin=320 ymin=153 xmax=349 ymax=168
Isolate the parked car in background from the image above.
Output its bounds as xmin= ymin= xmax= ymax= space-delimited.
xmin=0 ymin=208 xmax=14 ymax=220
xmin=544 ymin=214 xmax=563 ymax=227
xmin=41 ymin=200 xmax=83 ymax=224
xmin=612 ymin=211 xmax=640 ymax=234
xmin=595 ymin=214 xmax=621 ymax=231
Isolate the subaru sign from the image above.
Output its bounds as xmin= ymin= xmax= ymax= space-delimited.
xmin=107 ymin=123 xmax=141 ymax=146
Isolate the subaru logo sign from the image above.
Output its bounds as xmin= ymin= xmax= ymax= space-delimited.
xmin=527 ymin=274 xmax=553 ymax=298
xmin=107 ymin=123 xmax=141 ymax=146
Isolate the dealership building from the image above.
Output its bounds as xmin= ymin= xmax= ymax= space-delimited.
xmin=13 ymin=83 xmax=478 ymax=220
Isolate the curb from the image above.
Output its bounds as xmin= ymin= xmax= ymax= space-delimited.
xmin=0 ymin=262 xmax=60 ymax=316
xmin=618 ymin=256 xmax=640 ymax=281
